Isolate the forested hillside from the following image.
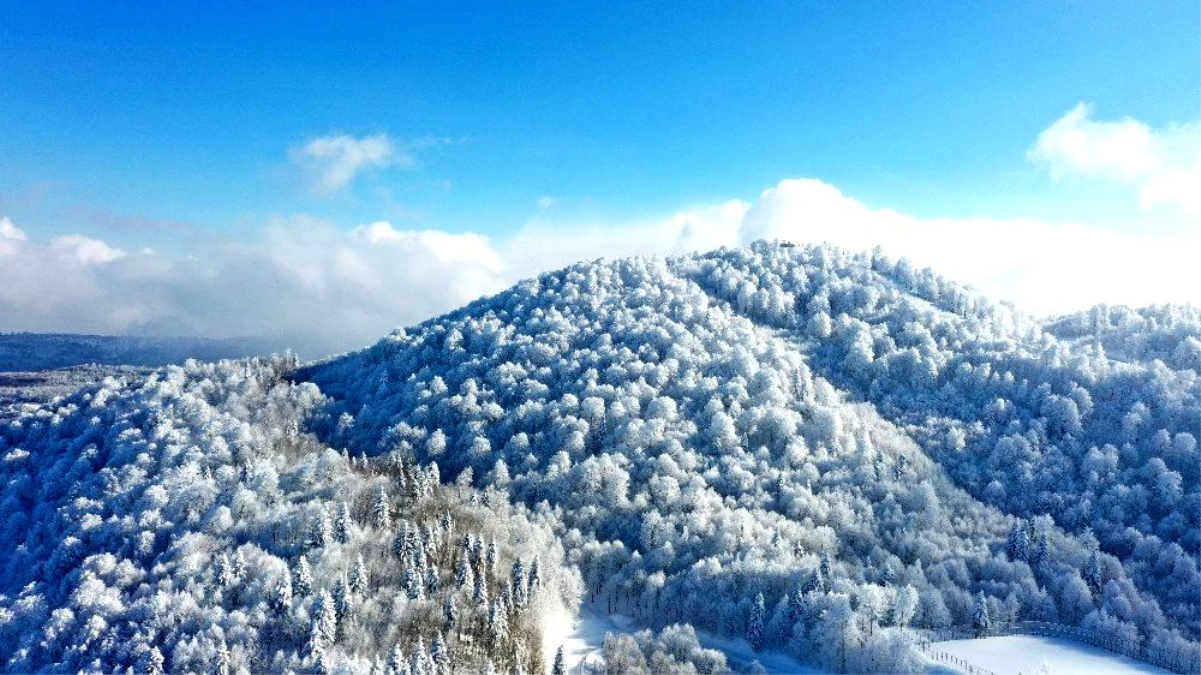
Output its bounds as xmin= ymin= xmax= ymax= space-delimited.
xmin=0 ymin=357 xmax=579 ymax=673
xmin=1 ymin=241 xmax=1196 ymax=674
xmin=305 ymin=242 xmax=1199 ymax=672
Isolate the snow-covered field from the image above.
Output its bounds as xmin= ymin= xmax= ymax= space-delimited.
xmin=550 ymin=599 xmax=826 ymax=674
xmin=927 ymin=635 xmax=1173 ymax=675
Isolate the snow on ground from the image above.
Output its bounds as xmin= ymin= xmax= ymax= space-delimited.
xmin=927 ymin=635 xmax=1173 ymax=675
xmin=547 ymin=599 xmax=826 ymax=674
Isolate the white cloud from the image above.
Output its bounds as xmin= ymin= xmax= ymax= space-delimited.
xmin=1029 ymin=103 xmax=1201 ymax=217
xmin=0 ymin=216 xmax=27 ymax=257
xmin=2 ymin=173 xmax=1197 ymax=357
xmin=48 ymin=234 xmax=126 ymax=265
xmin=537 ymin=196 xmax=556 ymax=210
xmin=291 ymin=133 xmax=406 ymax=196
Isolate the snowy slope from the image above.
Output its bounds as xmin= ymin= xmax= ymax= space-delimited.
xmin=927 ymin=635 xmax=1173 ymax=675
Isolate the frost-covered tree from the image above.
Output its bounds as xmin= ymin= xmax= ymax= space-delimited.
xmin=973 ymin=592 xmax=991 ymax=636
xmin=748 ymin=592 xmax=766 ymax=652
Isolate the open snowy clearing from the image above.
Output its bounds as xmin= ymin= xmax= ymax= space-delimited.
xmin=927 ymin=635 xmax=1173 ymax=675
xmin=548 ymin=599 xmax=826 ymax=674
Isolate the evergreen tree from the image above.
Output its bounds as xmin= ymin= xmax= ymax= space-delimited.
xmin=473 ymin=566 xmax=489 ymax=605
xmin=488 ymin=599 xmax=508 ymax=643
xmin=431 ymin=633 xmax=450 ymax=675
xmin=404 ymin=562 xmax=425 ymax=601
xmin=333 ymin=574 xmax=352 ymax=637
xmin=511 ymin=559 xmax=527 ymax=608
xmin=145 ymin=646 xmax=165 ymax=675
xmin=972 ymin=591 xmax=991 ymax=637
xmin=312 ymin=505 xmax=333 ymax=548
xmin=271 ymin=567 xmax=294 ymax=614
xmin=335 ymin=501 xmax=352 ymax=544
xmin=425 ymin=563 xmax=440 ymax=594
xmin=552 ymin=646 xmax=566 ymax=675
xmin=393 ymin=523 xmax=409 ymax=559
xmin=312 ymin=589 xmax=338 ymax=652
xmin=296 ymin=555 xmax=314 ymax=597
xmin=443 ymin=595 xmax=458 ymax=634
xmin=351 ymin=553 xmax=370 ymax=595
xmin=1007 ymin=522 xmax=1030 ymax=562
xmin=455 ymin=552 xmax=474 ymax=590
xmin=410 ymin=636 xmax=428 ymax=675
xmin=387 ymin=644 xmax=407 ymax=675
xmin=373 ymin=484 xmax=392 ymax=529
xmin=527 ymin=556 xmax=542 ymax=597
xmin=486 ymin=539 xmax=498 ymax=578
xmin=748 ymin=592 xmax=766 ymax=652
xmin=217 ymin=553 xmax=237 ymax=588
xmin=1085 ymin=549 xmax=1104 ymax=596
xmin=215 ymin=641 xmax=231 ymax=675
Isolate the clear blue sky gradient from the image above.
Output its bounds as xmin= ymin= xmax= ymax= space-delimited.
xmin=1 ymin=1 xmax=1198 ymax=250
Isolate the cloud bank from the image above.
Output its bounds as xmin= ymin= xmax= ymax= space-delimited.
xmin=3 ymin=173 xmax=1198 ymax=359
xmin=1029 ymin=103 xmax=1201 ymax=216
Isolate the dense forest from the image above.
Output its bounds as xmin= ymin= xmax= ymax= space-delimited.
xmin=1 ymin=241 xmax=1197 ymax=673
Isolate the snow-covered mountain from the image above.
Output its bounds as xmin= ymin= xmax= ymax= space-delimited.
xmin=1 ymin=242 xmax=1197 ymax=674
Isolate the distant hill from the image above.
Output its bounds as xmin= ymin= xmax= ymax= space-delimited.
xmin=0 ymin=332 xmax=280 ymax=372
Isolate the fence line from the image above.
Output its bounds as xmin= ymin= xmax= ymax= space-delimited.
xmin=908 ymin=620 xmax=1196 ymax=675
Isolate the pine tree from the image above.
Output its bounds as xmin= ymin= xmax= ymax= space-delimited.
xmin=488 ymin=599 xmax=508 ymax=643
xmin=231 ymin=548 xmax=247 ymax=581
xmin=788 ymin=584 xmax=806 ymax=623
xmin=312 ymin=505 xmax=333 ymax=548
xmin=511 ymin=559 xmax=527 ymax=609
xmin=387 ymin=644 xmax=408 ymax=675
xmin=443 ymin=595 xmax=458 ymax=634
xmin=552 ymin=646 xmax=566 ymax=675
xmin=335 ymin=501 xmax=352 ymax=544
xmin=527 ymin=556 xmax=541 ymax=597
xmin=1084 ymin=550 xmax=1104 ymax=596
xmin=972 ymin=591 xmax=991 ymax=637
xmin=455 ymin=552 xmax=474 ymax=590
xmin=393 ymin=524 xmax=408 ymax=559
xmin=373 ymin=484 xmax=392 ymax=529
xmin=333 ymin=574 xmax=352 ymax=637
xmin=1030 ymin=521 xmax=1050 ymax=564
xmin=145 ymin=646 xmax=165 ymax=675
xmin=473 ymin=565 xmax=489 ymax=605
xmin=405 ymin=562 xmax=425 ymax=601
xmin=271 ymin=567 xmax=294 ymax=614
xmin=819 ymin=554 xmax=831 ymax=588
xmin=312 ymin=589 xmax=338 ymax=650
xmin=410 ymin=636 xmax=428 ymax=675
xmin=1007 ymin=522 xmax=1030 ymax=562
xmin=486 ymin=539 xmax=498 ymax=578
xmin=351 ymin=553 xmax=369 ymax=595
xmin=431 ymin=633 xmax=450 ymax=675
xmin=215 ymin=641 xmax=231 ymax=675
xmin=748 ymin=592 xmax=766 ymax=652
xmin=425 ymin=563 xmax=440 ymax=594
xmin=296 ymin=555 xmax=314 ymax=597
xmin=217 ymin=553 xmax=237 ymax=588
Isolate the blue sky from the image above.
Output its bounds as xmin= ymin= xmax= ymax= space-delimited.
xmin=1 ymin=1 xmax=1198 ymax=352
